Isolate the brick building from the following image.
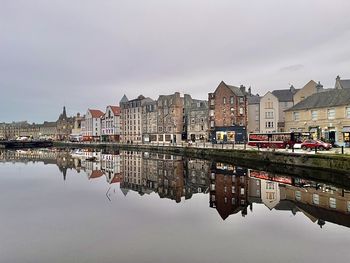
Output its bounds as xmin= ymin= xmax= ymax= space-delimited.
xmin=208 ymin=81 xmax=248 ymax=143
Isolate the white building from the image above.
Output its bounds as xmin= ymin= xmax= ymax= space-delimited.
xmin=82 ymin=109 xmax=104 ymax=141
xmin=101 ymin=105 xmax=121 ymax=142
xmin=260 ymin=86 xmax=297 ymax=133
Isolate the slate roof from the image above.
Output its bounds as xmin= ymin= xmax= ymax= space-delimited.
xmin=286 ymin=88 xmax=350 ymax=111
xmin=247 ymin=94 xmax=261 ymax=104
xmin=339 ymin=79 xmax=350 ymax=89
xmin=272 ymin=89 xmax=298 ymax=102
xmin=216 ymin=81 xmax=246 ymax=96
xmin=119 ymin=94 xmax=129 ymax=104
xmin=227 ymin=84 xmax=245 ymax=96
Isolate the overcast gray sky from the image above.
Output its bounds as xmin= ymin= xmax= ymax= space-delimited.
xmin=1 ymin=0 xmax=350 ymax=123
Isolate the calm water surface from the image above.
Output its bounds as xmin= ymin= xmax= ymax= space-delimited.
xmin=0 ymin=149 xmax=350 ymax=263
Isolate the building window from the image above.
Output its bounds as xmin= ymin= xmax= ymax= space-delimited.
xmin=311 ymin=110 xmax=318 ymax=120
xmin=312 ymin=194 xmax=319 ymax=205
xmin=293 ymin=112 xmax=300 ymax=121
xmin=346 ymin=107 xmax=350 ymax=118
xmin=223 ymin=97 xmax=226 ymax=104
xmin=210 ymin=120 xmax=214 ymax=128
xmin=265 ymin=111 xmax=273 ymax=119
xmin=230 ymin=96 xmax=234 ymax=104
xmin=329 ymin=197 xmax=336 ymax=209
xmin=327 ymin=108 xmax=335 ymax=119
xmin=231 ymin=197 xmax=236 ymax=205
xmin=347 ymin=201 xmax=350 ymax=212
xmin=209 ymin=110 xmax=214 ymax=116
xmin=265 ymin=101 xmax=273 ymax=109
xmin=240 ymin=188 xmax=245 ymax=195
xmin=265 ymin=121 xmax=274 ymax=128
xmin=295 ymin=191 xmax=301 ymax=201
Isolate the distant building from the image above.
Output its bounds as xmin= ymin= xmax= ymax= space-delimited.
xmin=285 ymin=88 xmax=350 ymax=145
xmin=142 ymin=100 xmax=158 ymax=143
xmin=56 ymin=106 xmax=74 ymax=140
xmin=335 ymin=75 xmax=350 ymax=89
xmin=39 ymin=121 xmax=57 ymax=139
xmin=260 ymin=85 xmax=297 ymax=133
xmin=82 ymin=109 xmax=104 ymax=141
xmin=156 ymin=92 xmax=184 ymax=144
xmin=247 ymin=88 xmax=261 ymax=133
xmin=184 ymin=94 xmax=208 ymax=142
xmin=71 ymin=113 xmax=84 ymax=137
xmin=101 ymin=105 xmax=121 ymax=142
xmin=208 ymin=81 xmax=248 ymax=143
xmin=120 ymin=94 xmax=153 ymax=143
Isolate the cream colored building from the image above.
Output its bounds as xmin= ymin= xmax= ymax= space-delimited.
xmin=293 ymin=80 xmax=322 ymax=105
xmin=285 ymin=88 xmax=350 ymax=145
xmin=259 ymin=91 xmax=280 ymax=133
xmin=119 ymin=95 xmax=153 ymax=143
xmin=260 ymin=81 xmax=321 ymax=133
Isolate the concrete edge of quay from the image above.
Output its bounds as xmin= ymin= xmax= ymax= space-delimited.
xmin=53 ymin=141 xmax=350 ymax=178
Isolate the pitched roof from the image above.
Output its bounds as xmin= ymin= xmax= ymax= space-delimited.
xmin=272 ymin=88 xmax=298 ymax=102
xmin=110 ymin=174 xmax=121 ymax=184
xmin=247 ymin=94 xmax=261 ymax=104
xmin=109 ymin=106 xmax=120 ymax=115
xmin=89 ymin=170 xmax=104 ymax=179
xmin=88 ymin=109 xmax=104 ymax=118
xmin=119 ymin=94 xmax=129 ymax=104
xmin=339 ymin=79 xmax=350 ymax=89
xmin=286 ymin=88 xmax=350 ymax=111
xmin=216 ymin=81 xmax=246 ymax=97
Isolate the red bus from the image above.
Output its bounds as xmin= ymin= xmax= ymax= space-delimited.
xmin=248 ymin=132 xmax=310 ymax=149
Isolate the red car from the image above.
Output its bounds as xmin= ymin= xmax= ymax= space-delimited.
xmin=301 ymin=140 xmax=332 ymax=151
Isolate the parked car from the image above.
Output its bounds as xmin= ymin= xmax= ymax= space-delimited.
xmin=301 ymin=140 xmax=332 ymax=151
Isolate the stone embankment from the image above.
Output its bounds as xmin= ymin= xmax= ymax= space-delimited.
xmin=54 ymin=142 xmax=350 ymax=178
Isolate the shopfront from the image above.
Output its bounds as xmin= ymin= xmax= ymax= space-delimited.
xmin=211 ymin=126 xmax=246 ymax=144
xmin=342 ymin=126 xmax=350 ymax=147
xmin=308 ymin=127 xmax=320 ymax=140
xmin=322 ymin=127 xmax=337 ymax=144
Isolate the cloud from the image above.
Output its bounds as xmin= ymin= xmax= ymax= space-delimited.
xmin=280 ymin=64 xmax=304 ymax=72
xmin=1 ymin=0 xmax=350 ymax=122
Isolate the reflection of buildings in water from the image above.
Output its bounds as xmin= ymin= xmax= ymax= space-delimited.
xmin=120 ymin=152 xmax=210 ymax=203
xmin=248 ymin=169 xmax=350 ymax=228
xmin=156 ymin=153 xmax=185 ymax=203
xmin=2 ymin=149 xmax=350 ymax=228
xmin=0 ymin=149 xmax=80 ymax=180
xmin=282 ymin=184 xmax=350 ymax=228
xmin=185 ymin=158 xmax=210 ymax=197
xmin=101 ymin=151 xmax=121 ymax=184
xmin=209 ymin=163 xmax=250 ymax=220
xmin=120 ymin=151 xmax=143 ymax=195
xmin=260 ymin=180 xmax=280 ymax=210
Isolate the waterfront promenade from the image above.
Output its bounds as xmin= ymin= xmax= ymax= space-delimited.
xmin=59 ymin=140 xmax=350 ymax=155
